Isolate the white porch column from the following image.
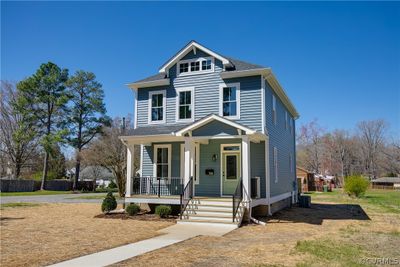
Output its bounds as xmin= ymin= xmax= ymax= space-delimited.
xmin=264 ymin=136 xmax=272 ymax=215
xmin=242 ymin=136 xmax=251 ymax=201
xmin=184 ymin=138 xmax=192 ymax=186
xmin=126 ymin=146 xmax=133 ymax=197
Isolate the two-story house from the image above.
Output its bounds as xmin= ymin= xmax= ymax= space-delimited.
xmin=120 ymin=41 xmax=299 ymax=227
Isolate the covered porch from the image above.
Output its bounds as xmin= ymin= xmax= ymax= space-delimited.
xmin=120 ymin=115 xmax=268 ymax=204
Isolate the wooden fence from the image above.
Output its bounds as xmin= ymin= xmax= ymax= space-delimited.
xmin=0 ymin=179 xmax=95 ymax=192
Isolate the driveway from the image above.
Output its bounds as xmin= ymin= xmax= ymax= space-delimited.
xmin=0 ymin=193 xmax=123 ymax=204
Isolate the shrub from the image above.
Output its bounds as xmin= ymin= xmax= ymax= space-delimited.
xmin=155 ymin=205 xmax=172 ymax=218
xmin=126 ymin=203 xmax=140 ymax=216
xmin=101 ymin=192 xmax=117 ymax=213
xmin=344 ymin=175 xmax=370 ymax=198
xmin=108 ymin=180 xmax=117 ymax=189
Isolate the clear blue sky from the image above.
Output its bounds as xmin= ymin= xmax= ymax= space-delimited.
xmin=2 ymin=2 xmax=399 ymax=137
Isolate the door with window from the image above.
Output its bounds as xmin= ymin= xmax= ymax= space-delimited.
xmin=221 ymin=145 xmax=241 ymax=195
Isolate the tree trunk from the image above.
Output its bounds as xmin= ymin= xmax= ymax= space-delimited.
xmin=41 ymin=151 xmax=49 ymax=190
xmin=73 ymin=157 xmax=81 ymax=191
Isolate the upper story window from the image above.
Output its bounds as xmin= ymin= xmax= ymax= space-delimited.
xmin=177 ymin=57 xmax=214 ymax=76
xmin=176 ymin=87 xmax=194 ymax=122
xmin=148 ymin=90 xmax=166 ymax=124
xmin=272 ymin=95 xmax=277 ymax=125
xmin=219 ymin=83 xmax=240 ymax=119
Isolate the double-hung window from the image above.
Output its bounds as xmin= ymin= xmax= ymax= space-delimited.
xmin=154 ymin=144 xmax=171 ymax=179
xmin=220 ymin=83 xmax=240 ymax=119
xmin=202 ymin=59 xmax=212 ymax=70
xmin=176 ymin=87 xmax=194 ymax=122
xmin=149 ymin=90 xmax=166 ymax=124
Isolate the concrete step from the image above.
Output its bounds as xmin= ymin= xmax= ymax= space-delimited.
xmin=192 ymin=209 xmax=233 ymax=216
xmin=190 ymin=212 xmax=232 ymax=218
xmin=188 ymin=215 xmax=233 ymax=222
xmin=190 ymin=204 xmax=232 ymax=212
xmin=195 ymin=197 xmax=232 ymax=202
xmin=195 ymin=200 xmax=233 ymax=207
xmin=179 ymin=219 xmax=237 ymax=225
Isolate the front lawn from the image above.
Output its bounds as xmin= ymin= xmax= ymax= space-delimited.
xmin=0 ymin=203 xmax=174 ymax=267
xmin=113 ymin=189 xmax=400 ymax=267
xmin=0 ymin=202 xmax=42 ymax=209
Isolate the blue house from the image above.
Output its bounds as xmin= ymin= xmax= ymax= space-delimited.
xmin=120 ymin=41 xmax=299 ymax=226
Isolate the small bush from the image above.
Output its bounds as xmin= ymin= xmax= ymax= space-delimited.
xmin=101 ymin=192 xmax=117 ymax=213
xmin=344 ymin=175 xmax=370 ymax=198
xmin=155 ymin=205 xmax=172 ymax=218
xmin=108 ymin=180 xmax=117 ymax=189
xmin=126 ymin=203 xmax=140 ymax=216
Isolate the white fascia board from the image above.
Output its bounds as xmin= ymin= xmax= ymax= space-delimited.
xmin=119 ymin=135 xmax=185 ymax=144
xmin=175 ymin=114 xmax=255 ymax=136
xmin=159 ymin=41 xmax=231 ymax=73
xmin=220 ymin=68 xmax=300 ymax=119
xmin=126 ymin=79 xmax=170 ymax=90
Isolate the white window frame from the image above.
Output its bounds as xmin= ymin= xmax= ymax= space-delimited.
xmin=148 ymin=90 xmax=166 ymax=124
xmin=176 ymin=57 xmax=215 ymax=76
xmin=219 ymin=82 xmax=240 ymax=120
xmin=180 ymin=143 xmax=200 ymax=185
xmin=153 ymin=144 xmax=172 ymax=181
xmin=274 ymin=147 xmax=278 ymax=183
xmin=272 ymin=95 xmax=277 ymax=125
xmin=176 ymin=87 xmax=195 ymax=123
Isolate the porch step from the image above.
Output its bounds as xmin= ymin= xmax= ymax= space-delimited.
xmin=178 ymin=219 xmax=237 ymax=225
xmin=190 ymin=204 xmax=233 ymax=210
xmin=190 ymin=212 xmax=232 ymax=218
xmin=194 ymin=200 xmax=233 ymax=207
xmin=192 ymin=209 xmax=233 ymax=214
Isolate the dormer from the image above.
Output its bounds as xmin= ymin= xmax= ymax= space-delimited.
xmin=158 ymin=41 xmax=233 ymax=77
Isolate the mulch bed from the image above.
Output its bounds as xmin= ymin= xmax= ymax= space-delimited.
xmin=94 ymin=211 xmax=178 ymax=222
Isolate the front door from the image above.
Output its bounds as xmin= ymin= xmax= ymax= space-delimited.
xmin=222 ymin=147 xmax=241 ymax=195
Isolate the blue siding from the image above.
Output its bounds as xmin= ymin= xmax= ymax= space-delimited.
xmin=264 ymin=80 xmax=296 ymax=197
xmin=136 ymin=48 xmax=263 ymax=132
xmin=192 ymin=121 xmax=240 ymax=136
xmin=196 ymin=139 xmax=241 ymax=197
xmin=251 ymin=141 xmax=266 ymax=198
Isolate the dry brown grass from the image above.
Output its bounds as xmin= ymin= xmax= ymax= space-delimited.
xmin=113 ymin=199 xmax=400 ymax=267
xmin=0 ymin=203 xmax=174 ymax=267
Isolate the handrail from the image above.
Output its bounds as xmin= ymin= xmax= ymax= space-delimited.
xmin=180 ymin=177 xmax=193 ymax=220
xmin=232 ymin=178 xmax=243 ymax=222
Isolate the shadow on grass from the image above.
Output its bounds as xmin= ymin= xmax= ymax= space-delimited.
xmin=264 ymin=203 xmax=370 ymax=225
xmin=0 ymin=217 xmax=25 ymax=221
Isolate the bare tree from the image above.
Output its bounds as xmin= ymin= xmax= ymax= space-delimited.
xmin=0 ymin=81 xmax=38 ymax=178
xmin=297 ymin=119 xmax=325 ymax=173
xmin=381 ymin=138 xmax=400 ymax=176
xmin=83 ymin=117 xmax=135 ymax=197
xmin=357 ymin=120 xmax=387 ymax=179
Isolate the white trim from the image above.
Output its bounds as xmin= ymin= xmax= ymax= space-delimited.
xmin=127 ymin=79 xmax=170 ymax=90
xmin=133 ymin=89 xmax=138 ymax=129
xmin=264 ymin=137 xmax=271 ymax=215
xmin=274 ymin=147 xmax=278 ymax=183
xmin=285 ymin=111 xmax=288 ymax=130
xmin=241 ymin=136 xmax=250 ymax=201
xmin=219 ymin=82 xmax=240 ymax=120
xmin=175 ymin=114 xmax=255 ymax=136
xmin=159 ymin=41 xmax=231 ymax=73
xmin=153 ymin=144 xmax=172 ymax=180
xmin=253 ymin=176 xmax=261 ymax=199
xmin=270 ymin=192 xmax=292 ymax=204
xmin=220 ymin=143 xmax=241 ymax=197
xmin=139 ymin=144 xmax=144 ymax=177
xmin=148 ymin=90 xmax=166 ymax=124
xmin=261 ymin=77 xmax=266 ymax=133
xmin=126 ymin=146 xmax=133 ymax=197
xmin=175 ymin=87 xmax=195 ymax=123
xmin=194 ymin=143 xmax=200 ymax=185
xmin=176 ymin=57 xmax=215 ymax=77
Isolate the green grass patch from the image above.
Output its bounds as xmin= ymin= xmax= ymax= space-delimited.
xmin=0 ymin=202 xmax=41 ymax=209
xmin=0 ymin=190 xmax=72 ymax=197
xmin=295 ymin=239 xmax=365 ymax=267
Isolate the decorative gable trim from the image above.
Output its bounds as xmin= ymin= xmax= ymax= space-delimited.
xmin=175 ymin=114 xmax=255 ymax=136
xmin=159 ymin=41 xmax=231 ymax=74
xmin=127 ymin=79 xmax=170 ymax=91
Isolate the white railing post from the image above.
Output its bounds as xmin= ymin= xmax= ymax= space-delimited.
xmin=184 ymin=138 xmax=192 ymax=186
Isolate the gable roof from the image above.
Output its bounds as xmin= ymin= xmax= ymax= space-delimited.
xmin=158 ymin=40 xmax=232 ymax=73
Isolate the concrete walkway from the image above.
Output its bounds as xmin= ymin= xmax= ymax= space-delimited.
xmin=0 ymin=193 xmax=123 ymax=204
xmin=48 ymin=223 xmax=237 ymax=267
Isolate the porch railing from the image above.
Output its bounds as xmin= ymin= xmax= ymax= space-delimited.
xmin=232 ymin=177 xmax=243 ymax=222
xmin=180 ymin=177 xmax=193 ymax=219
xmin=131 ymin=177 xmax=183 ymax=197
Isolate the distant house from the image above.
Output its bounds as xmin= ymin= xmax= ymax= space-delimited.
xmin=68 ymin=166 xmax=114 ymax=187
xmin=296 ymin=167 xmax=315 ymax=192
xmin=371 ymin=177 xmax=400 ymax=190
